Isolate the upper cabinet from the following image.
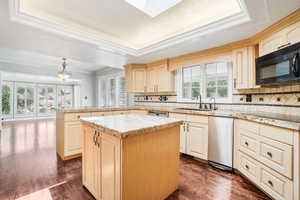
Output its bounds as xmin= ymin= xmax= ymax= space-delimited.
xmin=232 ymin=46 xmax=257 ymax=90
xmin=147 ymin=60 xmax=174 ymax=93
xmin=125 ymin=60 xmax=175 ymax=93
xmin=125 ymin=64 xmax=147 ymax=93
xmin=259 ymin=21 xmax=300 ymax=56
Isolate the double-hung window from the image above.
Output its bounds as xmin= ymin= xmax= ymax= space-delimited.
xmin=182 ymin=66 xmax=201 ymax=100
xmin=180 ymin=62 xmax=232 ymax=102
xmin=205 ymin=62 xmax=230 ymax=99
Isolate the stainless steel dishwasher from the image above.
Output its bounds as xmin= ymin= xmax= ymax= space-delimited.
xmin=208 ymin=116 xmax=234 ymax=171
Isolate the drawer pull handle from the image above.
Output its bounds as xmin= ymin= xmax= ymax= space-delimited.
xmin=267 ymin=152 xmax=272 ymax=158
xmin=277 ymin=42 xmax=291 ymax=50
xmin=245 ymin=142 xmax=249 ymax=146
xmin=245 ymin=165 xmax=249 ymax=170
xmin=93 ymin=131 xmax=97 ymax=145
xmin=77 ymin=115 xmax=80 ymax=119
xmin=268 ymin=180 xmax=273 ymax=187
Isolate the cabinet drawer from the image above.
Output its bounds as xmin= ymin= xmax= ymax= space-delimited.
xmin=238 ymin=151 xmax=259 ymax=183
xmin=260 ymin=124 xmax=294 ymax=145
xmin=238 ymin=120 xmax=259 ymax=134
xmin=186 ymin=115 xmax=208 ymax=124
xmin=259 ymin=137 xmax=293 ymax=179
xmin=65 ymin=113 xmax=91 ymax=121
xmin=240 ymin=133 xmax=259 ymax=157
xmin=260 ymin=167 xmax=293 ymax=200
xmin=130 ymin=110 xmax=148 ymax=115
xmin=111 ymin=110 xmax=130 ymax=115
xmin=91 ymin=112 xmax=107 ymax=117
xmin=169 ymin=113 xmax=187 ymax=121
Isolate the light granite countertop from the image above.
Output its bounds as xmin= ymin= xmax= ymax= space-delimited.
xmin=60 ymin=106 xmax=300 ymax=131
xmin=81 ymin=114 xmax=183 ymax=138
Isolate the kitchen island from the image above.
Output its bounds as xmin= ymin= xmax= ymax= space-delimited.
xmin=80 ymin=114 xmax=182 ymax=200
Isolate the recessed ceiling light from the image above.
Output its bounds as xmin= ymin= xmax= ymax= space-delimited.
xmin=124 ymin=0 xmax=182 ymax=17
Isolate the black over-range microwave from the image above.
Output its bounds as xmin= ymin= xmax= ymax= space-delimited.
xmin=256 ymin=42 xmax=300 ymax=85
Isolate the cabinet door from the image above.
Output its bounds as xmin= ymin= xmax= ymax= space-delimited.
xmin=101 ymin=134 xmax=121 ymax=200
xmin=64 ymin=121 xmax=82 ymax=155
xmin=83 ymin=127 xmax=98 ymax=197
xmin=233 ymin=48 xmax=248 ymax=89
xmin=186 ymin=124 xmax=208 ymax=160
xmin=232 ymin=47 xmax=257 ymax=89
xmin=156 ymin=66 xmax=171 ymax=92
xmin=284 ymin=21 xmax=300 ymax=46
xmin=259 ymin=33 xmax=284 ymax=56
xmin=180 ymin=124 xmax=186 ymax=154
xmin=147 ymin=67 xmax=157 ymax=92
xmin=132 ymin=68 xmax=146 ymax=93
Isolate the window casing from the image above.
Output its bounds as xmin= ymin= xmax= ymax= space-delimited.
xmin=178 ymin=62 xmax=232 ymax=102
xmin=98 ymin=74 xmax=128 ymax=107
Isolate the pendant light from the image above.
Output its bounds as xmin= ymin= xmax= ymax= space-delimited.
xmin=58 ymin=58 xmax=72 ymax=81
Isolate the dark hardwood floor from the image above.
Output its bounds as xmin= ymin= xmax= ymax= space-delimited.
xmin=0 ymin=119 xmax=271 ymax=200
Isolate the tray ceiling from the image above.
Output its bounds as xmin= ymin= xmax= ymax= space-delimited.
xmin=12 ymin=0 xmax=249 ymax=55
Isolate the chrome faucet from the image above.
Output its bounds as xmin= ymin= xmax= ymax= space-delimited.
xmin=198 ymin=95 xmax=202 ymax=109
xmin=210 ymin=97 xmax=216 ymax=110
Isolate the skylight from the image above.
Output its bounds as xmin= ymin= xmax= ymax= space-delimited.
xmin=124 ymin=0 xmax=182 ymax=17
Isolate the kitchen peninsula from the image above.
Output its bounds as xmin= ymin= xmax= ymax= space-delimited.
xmin=80 ymin=114 xmax=182 ymax=200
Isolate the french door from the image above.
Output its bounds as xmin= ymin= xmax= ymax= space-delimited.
xmin=1 ymin=81 xmax=13 ymax=118
xmin=58 ymin=86 xmax=73 ymax=108
xmin=15 ymin=83 xmax=36 ymax=117
xmin=38 ymin=85 xmax=57 ymax=116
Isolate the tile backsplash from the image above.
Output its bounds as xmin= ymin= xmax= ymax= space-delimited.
xmin=133 ymin=84 xmax=300 ymax=116
xmin=233 ymin=84 xmax=300 ymax=106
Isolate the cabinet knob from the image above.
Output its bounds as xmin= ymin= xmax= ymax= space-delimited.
xmin=77 ymin=115 xmax=80 ymax=119
xmin=245 ymin=141 xmax=249 ymax=146
xmin=267 ymin=152 xmax=272 ymax=158
xmin=245 ymin=165 xmax=249 ymax=170
xmin=268 ymin=180 xmax=273 ymax=187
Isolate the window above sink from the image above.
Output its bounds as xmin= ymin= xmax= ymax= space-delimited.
xmin=177 ymin=62 xmax=233 ymax=103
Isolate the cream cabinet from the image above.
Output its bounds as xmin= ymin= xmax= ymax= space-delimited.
xmin=82 ymin=125 xmax=121 ymax=200
xmin=169 ymin=113 xmax=208 ymax=160
xmin=132 ymin=67 xmax=147 ymax=93
xmin=259 ymin=21 xmax=300 ymax=56
xmin=64 ymin=121 xmax=82 ymax=156
xmin=56 ymin=110 xmax=132 ymax=160
xmin=179 ymin=124 xmax=187 ymax=153
xmin=125 ymin=64 xmax=147 ymax=93
xmin=235 ymin=119 xmax=299 ymax=200
xmin=126 ymin=60 xmax=175 ymax=93
xmin=186 ymin=123 xmax=208 ymax=160
xmin=146 ymin=60 xmax=174 ymax=93
xmin=56 ymin=112 xmax=91 ymax=160
xmin=82 ymin=125 xmax=100 ymax=198
xmin=232 ymin=46 xmax=257 ymax=90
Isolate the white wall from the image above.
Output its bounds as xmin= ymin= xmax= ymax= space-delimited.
xmin=0 ymin=62 xmax=97 ymax=107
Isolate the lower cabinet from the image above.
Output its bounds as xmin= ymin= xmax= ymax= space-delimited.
xmin=169 ymin=113 xmax=208 ymax=160
xmin=179 ymin=124 xmax=187 ymax=153
xmin=82 ymin=125 xmax=121 ymax=200
xmin=235 ymin=119 xmax=299 ymax=200
xmin=64 ymin=121 xmax=82 ymax=156
xmin=186 ymin=124 xmax=208 ymax=160
xmin=237 ymin=151 xmax=293 ymax=200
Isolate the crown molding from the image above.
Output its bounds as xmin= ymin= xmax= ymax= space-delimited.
xmin=9 ymin=0 xmax=250 ymax=57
